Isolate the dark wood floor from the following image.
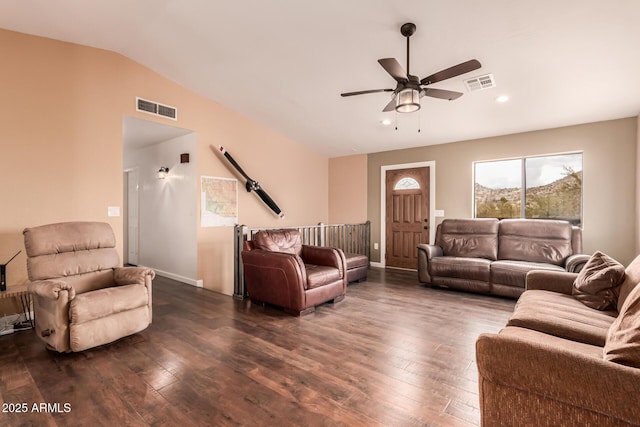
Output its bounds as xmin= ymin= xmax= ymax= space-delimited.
xmin=0 ymin=268 xmax=515 ymax=427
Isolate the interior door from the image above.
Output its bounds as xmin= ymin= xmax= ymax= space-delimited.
xmin=385 ymin=167 xmax=430 ymax=269
xmin=126 ymin=170 xmax=139 ymax=266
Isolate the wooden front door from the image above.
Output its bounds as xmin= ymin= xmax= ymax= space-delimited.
xmin=385 ymin=167 xmax=430 ymax=269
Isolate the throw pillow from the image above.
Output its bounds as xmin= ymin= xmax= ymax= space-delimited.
xmin=572 ymin=251 xmax=625 ymax=310
xmin=604 ymin=282 xmax=640 ymax=368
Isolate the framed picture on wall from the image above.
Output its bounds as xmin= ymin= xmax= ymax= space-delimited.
xmin=201 ymin=176 xmax=238 ymax=227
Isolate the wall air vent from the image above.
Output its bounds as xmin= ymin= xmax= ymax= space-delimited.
xmin=464 ymin=74 xmax=496 ymax=92
xmin=136 ymin=97 xmax=177 ymax=120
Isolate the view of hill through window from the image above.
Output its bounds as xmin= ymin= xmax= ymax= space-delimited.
xmin=474 ymin=153 xmax=583 ymax=226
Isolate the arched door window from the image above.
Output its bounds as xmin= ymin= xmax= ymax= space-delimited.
xmin=394 ymin=177 xmax=420 ymax=190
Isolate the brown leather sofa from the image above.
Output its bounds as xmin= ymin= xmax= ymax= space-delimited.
xmin=241 ymin=229 xmax=347 ymax=315
xmin=417 ymin=218 xmax=588 ymax=298
xmin=476 ymin=255 xmax=640 ymax=426
xmin=23 ymin=222 xmax=155 ymax=352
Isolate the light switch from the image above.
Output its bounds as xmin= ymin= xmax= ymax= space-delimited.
xmin=108 ymin=206 xmax=121 ymax=217
xmin=434 ymin=209 xmax=445 ymax=217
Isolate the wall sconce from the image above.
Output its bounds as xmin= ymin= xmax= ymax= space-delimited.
xmin=158 ymin=167 xmax=169 ymax=179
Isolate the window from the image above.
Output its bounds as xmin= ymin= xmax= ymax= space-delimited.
xmin=394 ymin=177 xmax=420 ymax=190
xmin=474 ymin=153 xmax=582 ymax=226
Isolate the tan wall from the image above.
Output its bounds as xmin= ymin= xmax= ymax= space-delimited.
xmin=0 ymin=29 xmax=328 ymax=301
xmin=328 ymin=154 xmax=368 ymax=224
xmin=368 ymin=118 xmax=638 ymax=265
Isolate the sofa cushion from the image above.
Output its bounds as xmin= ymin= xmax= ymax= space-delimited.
xmin=430 ymin=256 xmax=491 ymax=282
xmin=572 ymin=251 xmax=625 ymax=311
xmin=617 ymin=254 xmax=640 ymax=313
xmin=436 ymin=219 xmax=499 ymax=260
xmin=604 ymin=283 xmax=640 ymax=368
xmin=506 ymin=290 xmax=617 ymax=346
xmin=305 ymin=264 xmax=341 ymax=290
xmin=490 ymin=260 xmax=564 ymax=289
xmin=253 ymin=229 xmax=302 ymax=256
xmin=498 ymin=219 xmax=573 ymax=266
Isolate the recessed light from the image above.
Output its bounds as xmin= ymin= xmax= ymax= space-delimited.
xmin=381 ymin=119 xmax=392 ymax=126
xmin=496 ymin=95 xmax=510 ymax=103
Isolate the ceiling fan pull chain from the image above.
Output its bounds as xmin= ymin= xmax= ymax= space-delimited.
xmin=418 ymin=114 xmax=421 ymax=133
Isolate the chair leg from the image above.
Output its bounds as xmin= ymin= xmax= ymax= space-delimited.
xmin=332 ymin=294 xmax=345 ymax=304
xmin=285 ymin=306 xmax=315 ymax=316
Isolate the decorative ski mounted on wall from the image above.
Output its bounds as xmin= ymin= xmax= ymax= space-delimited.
xmin=216 ymin=145 xmax=284 ymax=219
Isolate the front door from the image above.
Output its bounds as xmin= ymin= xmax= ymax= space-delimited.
xmin=385 ymin=167 xmax=430 ymax=269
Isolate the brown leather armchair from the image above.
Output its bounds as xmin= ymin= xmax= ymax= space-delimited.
xmin=23 ymin=221 xmax=155 ymax=352
xmin=241 ymin=229 xmax=347 ymax=315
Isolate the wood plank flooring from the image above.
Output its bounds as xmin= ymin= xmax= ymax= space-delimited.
xmin=0 ymin=268 xmax=515 ymax=427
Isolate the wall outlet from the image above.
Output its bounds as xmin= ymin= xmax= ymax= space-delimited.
xmin=108 ymin=206 xmax=121 ymax=217
xmin=374 ymin=242 xmax=379 ymax=250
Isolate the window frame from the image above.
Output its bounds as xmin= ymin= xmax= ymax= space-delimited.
xmin=472 ymin=151 xmax=583 ymax=226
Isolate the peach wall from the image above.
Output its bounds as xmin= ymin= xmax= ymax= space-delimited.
xmin=0 ymin=29 xmax=328 ymax=298
xmin=328 ymin=154 xmax=368 ymax=224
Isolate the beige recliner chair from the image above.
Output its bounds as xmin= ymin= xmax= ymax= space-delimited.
xmin=23 ymin=221 xmax=155 ymax=352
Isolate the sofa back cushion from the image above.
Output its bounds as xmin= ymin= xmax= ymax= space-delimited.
xmin=435 ymin=219 xmax=499 ymax=260
xmin=498 ymin=219 xmax=573 ymax=265
xmin=23 ymin=221 xmax=119 ymax=281
xmin=617 ymin=254 xmax=640 ymax=312
xmin=604 ymin=282 xmax=640 ymax=368
xmin=253 ymin=229 xmax=302 ymax=256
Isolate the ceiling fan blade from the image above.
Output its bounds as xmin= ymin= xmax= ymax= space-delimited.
xmin=420 ymin=59 xmax=481 ymax=85
xmin=423 ymin=88 xmax=464 ymax=101
xmin=255 ymin=187 xmax=284 ymax=218
xmin=341 ymin=89 xmax=394 ymax=97
xmin=382 ymin=97 xmax=396 ymax=112
xmin=378 ymin=58 xmax=408 ymax=82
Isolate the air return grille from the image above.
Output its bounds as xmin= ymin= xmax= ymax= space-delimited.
xmin=136 ymin=97 xmax=177 ymax=120
xmin=464 ymin=74 xmax=496 ymax=92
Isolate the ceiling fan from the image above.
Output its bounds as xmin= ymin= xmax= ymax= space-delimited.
xmin=341 ymin=22 xmax=481 ymax=113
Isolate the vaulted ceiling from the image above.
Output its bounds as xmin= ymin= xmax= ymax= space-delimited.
xmin=2 ymin=1 xmax=639 ymax=157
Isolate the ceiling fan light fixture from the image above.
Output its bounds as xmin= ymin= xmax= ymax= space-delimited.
xmin=395 ymin=88 xmax=420 ymax=113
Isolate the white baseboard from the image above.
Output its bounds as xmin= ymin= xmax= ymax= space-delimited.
xmin=370 ymin=261 xmax=384 ymax=268
xmin=153 ymin=268 xmax=202 ymax=287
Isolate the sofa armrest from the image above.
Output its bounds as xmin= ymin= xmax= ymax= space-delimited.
xmin=27 ymin=279 xmax=76 ymax=300
xmin=301 ymin=245 xmax=347 ymax=278
xmin=476 ymin=332 xmax=640 ymax=426
xmin=565 ymin=253 xmax=590 ymax=273
xmin=525 ymin=270 xmax=577 ymax=294
xmin=417 ymin=244 xmax=443 ymax=283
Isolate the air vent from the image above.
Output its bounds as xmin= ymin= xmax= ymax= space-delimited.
xmin=464 ymin=74 xmax=496 ymax=92
xmin=136 ymin=97 xmax=177 ymax=120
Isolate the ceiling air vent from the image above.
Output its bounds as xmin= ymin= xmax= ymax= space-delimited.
xmin=136 ymin=97 xmax=177 ymax=120
xmin=464 ymin=74 xmax=496 ymax=92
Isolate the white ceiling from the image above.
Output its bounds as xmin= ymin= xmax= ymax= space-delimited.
xmin=2 ymin=1 xmax=639 ymax=157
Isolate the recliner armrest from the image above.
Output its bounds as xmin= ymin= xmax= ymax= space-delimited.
xmin=417 ymin=243 xmax=443 ymax=259
xmin=301 ymin=246 xmax=346 ymax=279
xmin=417 ymin=244 xmax=443 ymax=284
xmin=27 ymin=279 xmax=76 ymax=300
xmin=565 ymin=254 xmax=590 ymax=273
xmin=525 ymin=270 xmax=577 ymax=294
xmin=114 ymin=266 xmax=156 ymax=286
